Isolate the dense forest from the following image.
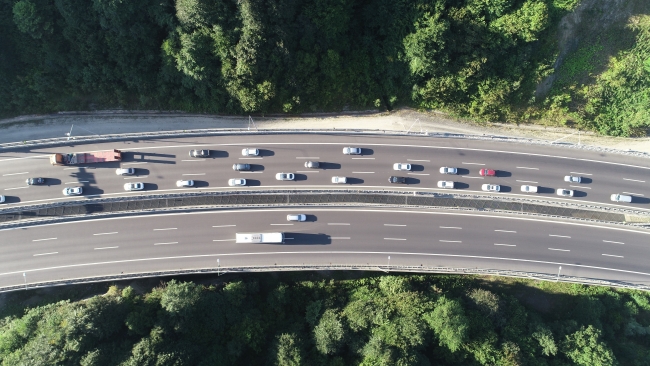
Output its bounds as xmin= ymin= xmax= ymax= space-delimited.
xmin=1 ymin=274 xmax=649 ymax=365
xmin=0 ymin=0 xmax=648 ymax=136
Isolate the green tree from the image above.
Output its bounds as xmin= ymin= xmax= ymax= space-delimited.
xmin=562 ymin=325 xmax=617 ymax=366
xmin=314 ymin=309 xmax=345 ymax=355
xmin=274 ymin=333 xmax=303 ymax=366
xmin=424 ymin=296 xmax=468 ymax=352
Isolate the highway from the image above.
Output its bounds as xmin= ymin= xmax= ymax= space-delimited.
xmin=0 ymin=134 xmax=649 ymax=210
xmin=2 ymin=208 xmax=650 ymax=289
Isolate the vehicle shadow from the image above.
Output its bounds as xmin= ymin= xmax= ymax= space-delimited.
xmin=456 ymin=168 xmax=470 ymax=175
xmin=46 ymin=178 xmax=62 ymax=186
xmin=360 ymin=148 xmax=374 ymax=156
xmin=259 ymin=149 xmax=274 ymax=157
xmin=454 ymin=182 xmax=470 ymax=189
xmin=347 ymin=178 xmax=365 ymax=184
xmin=294 ymin=174 xmax=308 ymax=181
xmin=284 ymin=233 xmax=331 ymax=245
xmin=250 ymin=164 xmax=264 ymax=172
xmin=123 ymin=152 xmax=176 ymax=164
xmin=305 ymin=215 xmax=318 ymax=222
xmin=499 ymin=185 xmax=512 ymax=193
xmin=82 ymin=186 xmax=105 ymax=195
xmin=143 ymin=183 xmax=158 ymax=190
xmin=193 ymin=180 xmax=210 ymax=188
xmin=410 ymin=164 xmax=424 ymax=172
xmin=632 ymin=197 xmax=650 ymax=204
xmin=210 ymin=150 xmax=229 ymax=158
xmin=580 ymin=177 xmax=593 ymax=184
xmin=245 ymin=179 xmax=261 ymax=186
xmin=3 ymin=196 xmax=21 ymax=203
xmin=573 ymin=190 xmax=587 ymax=198
xmin=537 ymin=186 xmax=555 ymax=194
xmin=405 ymin=177 xmax=420 ymax=185
xmin=319 ymin=162 xmax=341 ymax=170
xmin=496 ymin=171 xmax=512 ymax=178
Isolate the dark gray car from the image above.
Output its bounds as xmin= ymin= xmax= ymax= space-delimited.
xmin=232 ymin=163 xmax=251 ymax=171
xmin=304 ymin=161 xmax=320 ymax=169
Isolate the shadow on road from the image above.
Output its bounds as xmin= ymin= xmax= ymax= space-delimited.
xmin=319 ymin=162 xmax=341 ymax=170
xmin=123 ymin=151 xmax=176 ymax=164
xmin=283 ymin=233 xmax=331 ymax=245
xmin=346 ymin=178 xmax=365 ymax=184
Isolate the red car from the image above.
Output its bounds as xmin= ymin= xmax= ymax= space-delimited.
xmin=479 ymin=168 xmax=496 ymax=177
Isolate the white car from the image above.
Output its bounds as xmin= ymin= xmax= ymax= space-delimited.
xmin=439 ymin=167 xmax=458 ymax=174
xmin=556 ymin=188 xmax=574 ymax=197
xmin=63 ymin=187 xmax=83 ymax=196
xmin=242 ymin=148 xmax=259 ymax=156
xmin=276 ymin=173 xmax=295 ymax=181
xmin=124 ymin=182 xmax=144 ymax=191
xmin=520 ymin=185 xmax=538 ymax=193
xmin=115 ymin=168 xmax=135 ymax=176
xmin=176 ymin=180 xmax=194 ymax=187
xmin=611 ymin=194 xmax=632 ymax=203
xmin=393 ymin=163 xmax=411 ymax=171
xmin=228 ymin=178 xmax=246 ymax=186
xmin=564 ymin=175 xmax=581 ymax=183
xmin=332 ymin=176 xmax=347 ymax=184
xmin=0 ymin=195 xmax=4 ymax=203
xmin=437 ymin=180 xmax=454 ymax=189
xmin=482 ymin=184 xmax=500 ymax=192
xmin=342 ymin=147 xmax=361 ymax=155
xmin=287 ymin=214 xmax=307 ymax=222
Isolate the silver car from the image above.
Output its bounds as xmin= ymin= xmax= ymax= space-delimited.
xmin=482 ymin=184 xmax=500 ymax=192
xmin=276 ymin=173 xmax=295 ymax=181
xmin=564 ymin=175 xmax=581 ymax=183
xmin=439 ymin=167 xmax=458 ymax=174
xmin=556 ymin=188 xmax=574 ymax=197
xmin=176 ymin=180 xmax=194 ymax=187
xmin=287 ymin=214 xmax=307 ymax=222
xmin=233 ymin=163 xmax=251 ymax=171
xmin=63 ymin=187 xmax=83 ymax=196
xmin=115 ymin=168 xmax=135 ymax=176
xmin=520 ymin=185 xmax=538 ymax=193
xmin=242 ymin=148 xmax=259 ymax=156
xmin=393 ymin=163 xmax=411 ymax=171
xmin=304 ymin=161 xmax=320 ymax=169
xmin=332 ymin=176 xmax=347 ymax=184
xmin=189 ymin=149 xmax=209 ymax=158
xmin=342 ymin=147 xmax=361 ymax=155
xmin=124 ymin=182 xmax=144 ymax=191
xmin=228 ymin=178 xmax=246 ymax=186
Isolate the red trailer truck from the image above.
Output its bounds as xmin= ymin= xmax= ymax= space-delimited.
xmin=50 ymin=149 xmax=122 ymax=166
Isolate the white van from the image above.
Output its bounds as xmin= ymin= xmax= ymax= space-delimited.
xmin=610 ymin=194 xmax=632 ymax=203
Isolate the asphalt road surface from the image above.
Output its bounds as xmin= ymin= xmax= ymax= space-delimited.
xmin=2 ymin=208 xmax=650 ymax=289
xmin=1 ymin=135 xmax=649 ymax=210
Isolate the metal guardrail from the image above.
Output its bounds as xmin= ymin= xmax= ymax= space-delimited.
xmin=3 ymin=264 xmax=648 ymax=293
xmin=0 ymin=190 xmax=628 ymax=226
xmin=1 ymin=127 xmax=648 ymax=159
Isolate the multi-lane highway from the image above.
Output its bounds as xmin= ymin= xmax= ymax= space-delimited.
xmin=2 ymin=208 xmax=650 ymax=289
xmin=1 ymin=133 xmax=650 ymax=288
xmin=1 ymin=135 xmax=649 ymax=209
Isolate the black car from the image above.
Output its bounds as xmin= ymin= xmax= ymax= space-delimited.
xmin=388 ymin=176 xmax=407 ymax=184
xmin=232 ymin=163 xmax=251 ymax=171
xmin=189 ymin=149 xmax=210 ymax=158
xmin=26 ymin=177 xmax=45 ymax=185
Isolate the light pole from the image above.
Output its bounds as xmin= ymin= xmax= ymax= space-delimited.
xmin=217 ymin=259 xmax=220 ymax=276
xmin=556 ymin=266 xmax=562 ymax=282
xmin=66 ymin=124 xmax=74 ymax=140
xmin=387 ymin=256 xmax=391 ymax=272
xmin=22 ymin=272 xmax=26 ymax=290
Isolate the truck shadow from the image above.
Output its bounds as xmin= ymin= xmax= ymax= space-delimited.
xmin=283 ymin=233 xmax=331 ymax=245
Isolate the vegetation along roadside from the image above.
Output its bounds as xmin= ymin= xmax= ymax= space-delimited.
xmin=1 ymin=0 xmax=648 ymax=136
xmin=0 ymin=273 xmax=648 ymax=365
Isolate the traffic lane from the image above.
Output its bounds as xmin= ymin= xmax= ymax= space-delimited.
xmin=1 ymin=145 xmax=645 ymax=205
xmin=1 ymin=209 xmax=647 ymax=274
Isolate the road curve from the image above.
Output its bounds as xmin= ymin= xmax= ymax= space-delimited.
xmin=0 ymin=134 xmax=649 ymax=210
xmin=2 ymin=208 xmax=650 ymax=289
